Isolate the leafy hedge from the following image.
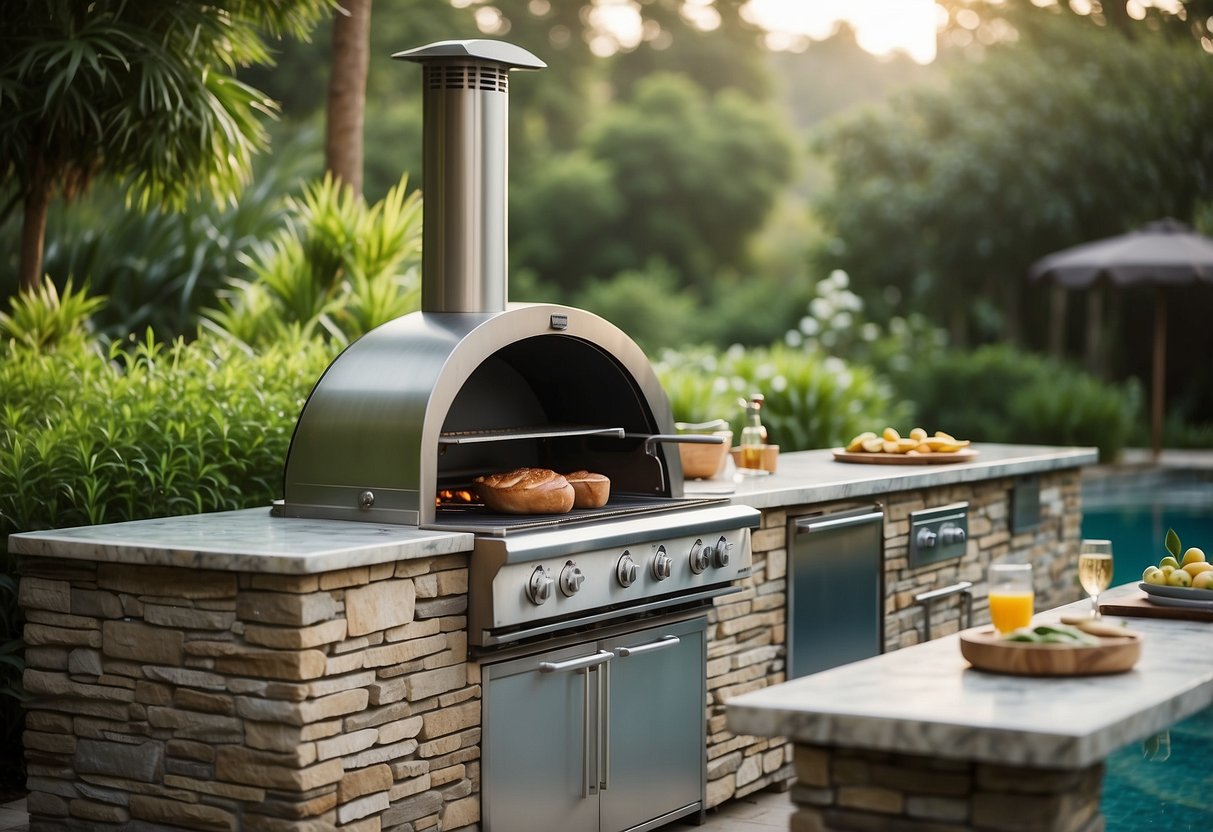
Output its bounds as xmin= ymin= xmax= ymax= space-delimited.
xmin=656 ymin=343 xmax=908 ymax=451
xmin=891 ymin=344 xmax=1142 ymax=462
xmin=0 ymin=316 xmax=337 ymax=788
xmin=1 ymin=331 xmax=336 ymax=543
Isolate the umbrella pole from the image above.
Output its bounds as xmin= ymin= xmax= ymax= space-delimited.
xmin=1151 ymin=286 xmax=1166 ymax=462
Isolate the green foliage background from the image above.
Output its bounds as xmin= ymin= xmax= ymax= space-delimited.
xmin=1 ymin=0 xmax=1211 ymax=801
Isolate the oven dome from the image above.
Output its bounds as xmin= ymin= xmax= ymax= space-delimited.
xmin=281 ymin=303 xmax=683 ymax=526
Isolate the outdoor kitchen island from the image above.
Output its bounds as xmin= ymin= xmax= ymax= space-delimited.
xmin=10 ymin=442 xmax=1096 ymax=831
xmin=725 ymin=582 xmax=1213 ymax=832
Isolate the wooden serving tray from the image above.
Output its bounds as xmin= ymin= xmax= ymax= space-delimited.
xmin=958 ymin=626 xmax=1140 ymax=676
xmin=832 ymin=448 xmax=978 ymax=465
xmin=1099 ymin=593 xmax=1213 ymax=622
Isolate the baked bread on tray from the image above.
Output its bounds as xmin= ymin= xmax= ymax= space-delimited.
xmin=473 ymin=468 xmax=576 ymax=514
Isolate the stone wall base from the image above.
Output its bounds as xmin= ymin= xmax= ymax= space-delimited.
xmin=789 ymin=744 xmax=1105 ymax=832
xmin=20 ymin=554 xmax=479 ymax=832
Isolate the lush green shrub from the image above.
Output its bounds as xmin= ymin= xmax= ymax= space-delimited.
xmin=572 ymin=260 xmax=701 ymax=355
xmin=892 ymin=344 xmax=1142 ymax=461
xmin=0 ymin=277 xmax=105 ymax=350
xmin=656 ymin=343 xmax=905 ymax=452
xmin=1163 ymin=415 xmax=1213 ymax=450
xmin=1 ymin=133 xmax=320 ymax=339
xmin=0 ymin=306 xmax=338 ymax=789
xmin=1 ymin=330 xmax=336 ymax=542
xmin=783 ymin=270 xmax=949 ymax=378
xmin=204 ymin=172 xmax=423 ymax=347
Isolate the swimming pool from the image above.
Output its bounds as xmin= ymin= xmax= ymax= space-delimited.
xmin=1082 ymin=469 xmax=1213 ymax=586
xmin=1082 ymin=468 xmax=1213 ymax=831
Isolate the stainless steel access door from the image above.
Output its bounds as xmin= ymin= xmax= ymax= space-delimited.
xmin=788 ymin=506 xmax=884 ymax=678
xmin=481 ymin=641 xmax=605 ymax=832
xmin=480 ymin=614 xmax=707 ymax=832
xmin=599 ymin=616 xmax=706 ymax=832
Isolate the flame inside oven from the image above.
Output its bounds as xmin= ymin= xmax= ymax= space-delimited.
xmin=436 ymin=488 xmax=481 ymax=510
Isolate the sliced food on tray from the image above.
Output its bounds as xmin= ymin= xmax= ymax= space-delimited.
xmin=843 ymin=426 xmax=971 ymax=456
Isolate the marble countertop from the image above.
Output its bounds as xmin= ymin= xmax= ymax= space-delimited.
xmin=8 ymin=443 xmax=1093 ymax=574
xmin=726 ymin=584 xmax=1213 ymax=769
xmin=7 ymin=507 xmax=473 ymax=574
xmin=688 ymin=443 xmax=1097 ymax=509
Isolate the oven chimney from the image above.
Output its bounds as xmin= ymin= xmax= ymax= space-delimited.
xmin=392 ymin=40 xmax=545 ymax=314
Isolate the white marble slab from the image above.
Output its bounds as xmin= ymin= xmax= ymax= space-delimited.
xmin=7 ymin=508 xmax=474 ymax=574
xmin=726 ymin=585 xmax=1213 ymax=768
xmin=694 ymin=443 xmax=1096 ymax=509
xmin=8 ymin=444 xmax=1091 ymax=576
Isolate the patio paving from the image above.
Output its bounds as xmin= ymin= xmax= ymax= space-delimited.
xmin=0 ymin=797 xmax=26 ymax=832
xmin=679 ymin=788 xmax=796 ymax=830
xmin=0 ymin=790 xmax=796 ymax=832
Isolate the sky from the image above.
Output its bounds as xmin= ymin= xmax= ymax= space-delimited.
xmin=585 ymin=0 xmax=942 ymax=63
xmin=587 ymin=0 xmax=1191 ymax=65
xmin=742 ymin=0 xmax=941 ymax=63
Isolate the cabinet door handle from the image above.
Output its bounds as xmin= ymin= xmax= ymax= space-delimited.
xmin=599 ymin=658 xmax=610 ymax=792
xmin=914 ymin=581 xmax=973 ymax=641
xmin=537 ymin=651 xmax=612 ymax=797
xmin=614 ymin=635 xmax=680 ymax=657
xmin=794 ymin=509 xmax=884 ymax=535
xmin=583 ymin=664 xmax=594 ymax=798
xmin=538 ymin=650 xmax=613 ymax=673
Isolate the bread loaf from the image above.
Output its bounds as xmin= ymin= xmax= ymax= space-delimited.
xmin=564 ymin=470 xmax=610 ymax=509
xmin=474 ymin=468 xmax=575 ymax=515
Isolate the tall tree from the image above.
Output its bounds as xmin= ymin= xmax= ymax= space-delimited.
xmin=815 ymin=15 xmax=1213 ymax=346
xmin=936 ymin=0 xmax=1213 ymax=47
xmin=0 ymin=0 xmax=333 ymax=294
xmin=511 ymin=72 xmax=795 ymax=293
xmin=325 ymin=0 xmax=373 ymax=195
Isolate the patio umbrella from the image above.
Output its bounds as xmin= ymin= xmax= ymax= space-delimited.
xmin=1029 ymin=218 xmax=1213 ymax=459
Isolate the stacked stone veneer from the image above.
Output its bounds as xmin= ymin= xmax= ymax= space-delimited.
xmin=19 ymin=553 xmax=477 ymax=832
xmin=701 ymin=469 xmax=1084 ymax=809
xmin=17 ymin=469 xmax=1085 ymax=829
xmin=788 ymin=743 xmax=1105 ymax=831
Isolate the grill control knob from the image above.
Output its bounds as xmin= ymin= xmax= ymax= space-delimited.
xmin=712 ymin=536 xmax=732 ymax=568
xmin=941 ymin=525 xmax=966 ymax=546
xmin=527 ymin=566 xmax=554 ymax=605
xmin=916 ymin=528 xmax=938 ymax=549
xmin=689 ymin=539 xmax=709 ymax=574
xmin=617 ymin=552 xmax=639 ymax=587
xmin=652 ymin=546 xmax=673 ymax=581
xmin=559 ymin=562 xmax=585 ymax=596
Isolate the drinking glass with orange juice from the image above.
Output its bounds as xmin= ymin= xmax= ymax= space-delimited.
xmin=988 ymin=563 xmax=1034 ymax=634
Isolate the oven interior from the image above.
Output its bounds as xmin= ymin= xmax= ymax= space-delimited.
xmin=436 ymin=333 xmax=667 ymax=500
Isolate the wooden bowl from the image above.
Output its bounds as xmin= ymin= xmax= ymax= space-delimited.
xmin=958 ymin=626 xmax=1140 ymax=676
xmin=678 ymin=431 xmax=732 ymax=479
xmin=729 ymin=444 xmax=779 ymax=473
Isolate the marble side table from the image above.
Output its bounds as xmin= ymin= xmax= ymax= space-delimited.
xmin=726 ymin=584 xmax=1213 ymax=831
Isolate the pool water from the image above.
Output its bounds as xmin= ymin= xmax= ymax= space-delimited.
xmin=1081 ymin=469 xmax=1213 ymax=831
xmin=1102 ymin=707 xmax=1213 ymax=830
xmin=1082 ymin=469 xmax=1213 ymax=586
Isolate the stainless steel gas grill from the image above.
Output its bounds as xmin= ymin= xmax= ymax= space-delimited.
xmin=278 ymin=38 xmax=758 ymax=832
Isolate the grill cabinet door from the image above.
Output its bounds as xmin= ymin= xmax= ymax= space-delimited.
xmin=788 ymin=508 xmax=884 ymax=678
xmin=599 ymin=616 xmax=707 ymax=832
xmin=481 ymin=644 xmax=608 ymax=832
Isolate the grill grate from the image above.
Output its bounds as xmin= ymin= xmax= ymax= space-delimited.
xmin=429 ymin=495 xmax=724 ymax=536
xmin=425 ymin=64 xmax=509 ymax=92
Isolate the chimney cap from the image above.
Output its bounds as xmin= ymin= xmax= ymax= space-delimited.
xmin=392 ymin=39 xmax=546 ymax=70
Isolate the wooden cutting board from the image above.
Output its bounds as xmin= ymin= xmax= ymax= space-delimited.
xmin=958 ymin=627 xmax=1140 ymax=676
xmin=1099 ymin=593 xmax=1213 ymax=622
xmin=832 ymin=448 xmax=978 ymax=465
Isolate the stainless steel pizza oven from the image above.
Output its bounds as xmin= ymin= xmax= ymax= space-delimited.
xmin=279 ymin=40 xmax=758 ymax=832
xmin=281 ymin=40 xmax=709 ymax=531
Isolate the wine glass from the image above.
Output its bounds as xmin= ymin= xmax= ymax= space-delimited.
xmin=1078 ymin=539 xmax=1114 ymax=619
xmin=988 ymin=562 xmax=1034 ymax=635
